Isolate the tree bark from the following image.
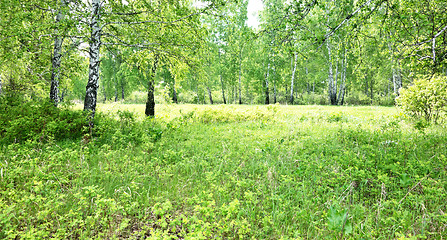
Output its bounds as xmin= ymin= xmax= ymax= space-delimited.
xmin=207 ymin=86 xmax=213 ymax=104
xmin=387 ymin=33 xmax=402 ymax=97
xmin=172 ymin=83 xmax=178 ymax=103
xmin=60 ymin=89 xmax=66 ymax=102
xmin=326 ymin=37 xmax=337 ymax=105
xmin=220 ymin=75 xmax=226 ymax=104
xmin=50 ymin=0 xmax=66 ymax=106
xmin=145 ymin=56 xmax=158 ymax=117
xmin=290 ymin=52 xmax=297 ymax=104
xmin=84 ymin=0 xmax=101 ymax=125
xmin=264 ymin=62 xmax=270 ymax=105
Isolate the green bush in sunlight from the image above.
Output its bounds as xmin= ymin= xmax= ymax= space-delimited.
xmin=396 ymin=75 xmax=447 ymax=123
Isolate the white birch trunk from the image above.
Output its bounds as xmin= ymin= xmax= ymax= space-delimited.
xmin=387 ymin=33 xmax=402 ymax=97
xmin=84 ymin=0 xmax=102 ymax=121
xmin=50 ymin=0 xmax=66 ymax=106
xmin=327 ymin=37 xmax=336 ymax=105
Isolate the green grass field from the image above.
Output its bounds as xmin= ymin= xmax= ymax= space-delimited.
xmin=1 ymin=103 xmax=447 ymax=239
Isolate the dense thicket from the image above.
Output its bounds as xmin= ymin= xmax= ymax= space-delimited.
xmin=1 ymin=0 xmax=445 ymax=115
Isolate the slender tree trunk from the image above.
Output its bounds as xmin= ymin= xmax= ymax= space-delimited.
xmin=207 ymin=86 xmax=213 ymax=104
xmin=60 ymin=89 xmax=65 ymax=102
xmin=121 ymin=83 xmax=125 ymax=101
xmin=327 ymin=38 xmax=337 ymax=105
xmin=145 ymin=56 xmax=158 ymax=117
xmin=388 ymin=33 xmax=402 ymax=97
xmin=50 ymin=0 xmax=66 ymax=106
xmin=172 ymin=83 xmax=178 ymax=104
xmin=289 ymin=52 xmax=297 ymax=104
xmin=220 ymin=75 xmax=226 ymax=104
xmin=84 ymin=0 xmax=101 ymax=124
xmin=264 ymin=62 xmax=270 ymax=105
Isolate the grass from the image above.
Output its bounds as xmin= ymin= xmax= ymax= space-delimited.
xmin=1 ymin=103 xmax=447 ymax=239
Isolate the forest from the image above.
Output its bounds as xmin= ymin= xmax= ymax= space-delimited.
xmin=1 ymin=0 xmax=447 ymax=239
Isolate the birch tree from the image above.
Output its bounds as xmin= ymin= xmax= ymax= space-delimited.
xmin=80 ymin=0 xmax=222 ymax=119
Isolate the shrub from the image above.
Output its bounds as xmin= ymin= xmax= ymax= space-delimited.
xmin=344 ymin=92 xmax=371 ymax=105
xmin=92 ymin=110 xmax=164 ymax=149
xmin=396 ymin=75 xmax=447 ymax=123
xmin=0 ymin=97 xmax=87 ymax=144
xmin=124 ymin=91 xmax=146 ymax=104
xmin=178 ymin=90 xmax=199 ymax=104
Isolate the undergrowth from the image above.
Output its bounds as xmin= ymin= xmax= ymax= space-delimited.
xmin=1 ymin=103 xmax=446 ymax=239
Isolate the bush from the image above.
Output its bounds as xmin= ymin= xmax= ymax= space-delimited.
xmin=344 ymin=92 xmax=371 ymax=105
xmin=92 ymin=110 xmax=164 ymax=150
xmin=0 ymin=97 xmax=87 ymax=144
xmin=396 ymin=75 xmax=447 ymax=123
xmin=177 ymin=105 xmax=275 ymax=124
xmin=298 ymin=92 xmax=329 ymax=105
xmin=124 ymin=91 xmax=146 ymax=104
xmin=178 ymin=90 xmax=199 ymax=104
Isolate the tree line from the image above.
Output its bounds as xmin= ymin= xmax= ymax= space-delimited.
xmin=0 ymin=0 xmax=446 ymax=119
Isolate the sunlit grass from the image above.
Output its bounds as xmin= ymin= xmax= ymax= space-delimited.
xmin=3 ymin=103 xmax=446 ymax=239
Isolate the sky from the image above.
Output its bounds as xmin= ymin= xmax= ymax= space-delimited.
xmin=246 ymin=0 xmax=264 ymax=28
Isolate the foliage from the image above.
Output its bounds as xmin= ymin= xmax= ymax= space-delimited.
xmin=396 ymin=75 xmax=447 ymax=123
xmin=175 ymin=105 xmax=277 ymax=124
xmin=0 ymin=97 xmax=86 ymax=144
xmin=1 ymin=103 xmax=447 ymax=239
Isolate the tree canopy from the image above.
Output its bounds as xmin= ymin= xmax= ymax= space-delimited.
xmin=0 ymin=0 xmax=445 ymax=114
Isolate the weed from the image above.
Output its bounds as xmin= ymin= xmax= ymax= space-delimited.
xmin=1 ymin=103 xmax=446 ymax=238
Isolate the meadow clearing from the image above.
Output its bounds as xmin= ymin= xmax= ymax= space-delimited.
xmin=1 ymin=103 xmax=446 ymax=239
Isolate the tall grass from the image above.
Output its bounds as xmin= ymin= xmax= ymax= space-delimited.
xmin=1 ymin=103 xmax=446 ymax=239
